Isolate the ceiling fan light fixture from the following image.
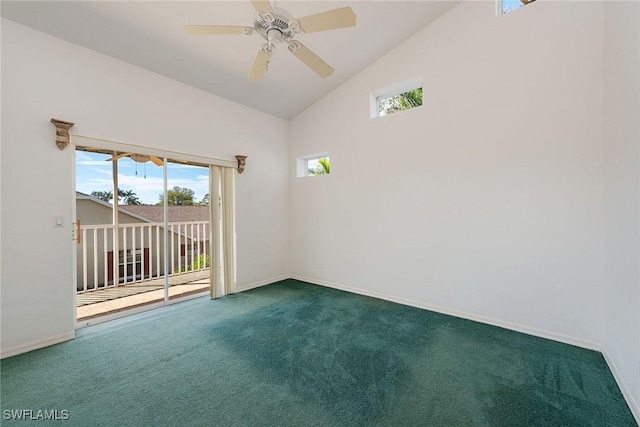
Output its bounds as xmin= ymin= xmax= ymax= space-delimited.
xmin=267 ymin=28 xmax=283 ymax=42
xmin=254 ymin=8 xmax=295 ymax=44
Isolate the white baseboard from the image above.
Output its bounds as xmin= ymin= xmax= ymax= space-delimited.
xmin=1 ymin=331 xmax=76 ymax=359
xmin=290 ymin=274 xmax=601 ymax=351
xmin=602 ymin=348 xmax=640 ymax=425
xmin=236 ymin=274 xmax=290 ymax=293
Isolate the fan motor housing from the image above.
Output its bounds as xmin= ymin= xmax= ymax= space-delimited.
xmin=254 ymin=8 xmax=298 ymax=43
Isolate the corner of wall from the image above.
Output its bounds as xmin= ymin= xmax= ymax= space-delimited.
xmin=602 ymin=348 xmax=640 ymax=425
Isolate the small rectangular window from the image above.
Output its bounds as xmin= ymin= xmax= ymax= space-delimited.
xmin=377 ymin=88 xmax=422 ymax=117
xmin=297 ymin=154 xmax=330 ymax=178
xmin=498 ymin=0 xmax=535 ymax=16
xmin=371 ymin=80 xmax=422 ymax=118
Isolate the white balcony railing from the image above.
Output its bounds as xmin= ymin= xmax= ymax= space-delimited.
xmin=77 ymin=221 xmax=209 ymax=293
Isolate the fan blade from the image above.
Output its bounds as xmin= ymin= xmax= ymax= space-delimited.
xmin=289 ymin=42 xmax=333 ymax=78
xmin=105 ymin=152 xmax=132 ymax=162
xmin=250 ymin=0 xmax=273 ymax=14
xmin=149 ymin=156 xmax=164 ymax=166
xmin=184 ymin=25 xmax=253 ymax=35
xmin=249 ymin=48 xmax=271 ymax=80
xmin=297 ymin=7 xmax=356 ymax=34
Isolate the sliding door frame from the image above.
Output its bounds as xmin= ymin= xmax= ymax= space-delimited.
xmin=72 ymin=140 xmax=225 ymax=328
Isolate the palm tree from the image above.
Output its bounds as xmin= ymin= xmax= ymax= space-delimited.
xmin=90 ymin=190 xmax=113 ymax=202
xmin=398 ymin=88 xmax=422 ymax=110
xmin=119 ymin=189 xmax=141 ymax=205
xmin=90 ymin=189 xmax=140 ymax=204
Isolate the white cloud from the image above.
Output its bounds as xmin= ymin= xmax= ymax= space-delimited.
xmin=76 ymin=151 xmax=111 ymax=167
xmin=76 ymin=151 xmax=209 ymax=204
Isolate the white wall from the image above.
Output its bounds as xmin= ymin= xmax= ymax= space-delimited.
xmin=1 ymin=19 xmax=290 ymax=355
xmin=290 ymin=1 xmax=605 ymax=346
xmin=603 ymin=0 xmax=640 ymax=416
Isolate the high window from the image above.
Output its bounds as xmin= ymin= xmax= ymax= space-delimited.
xmin=371 ymin=80 xmax=423 ymax=118
xmin=499 ymin=0 xmax=536 ymax=15
xmin=297 ymin=154 xmax=330 ymax=178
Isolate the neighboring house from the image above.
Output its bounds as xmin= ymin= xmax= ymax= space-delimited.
xmin=76 ymin=192 xmax=210 ymax=291
xmin=120 ymin=204 xmax=210 ymax=242
xmin=120 ymin=204 xmax=211 ymax=274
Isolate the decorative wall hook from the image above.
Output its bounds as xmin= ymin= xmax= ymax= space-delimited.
xmin=50 ymin=118 xmax=75 ymax=150
xmin=236 ymin=155 xmax=247 ymax=174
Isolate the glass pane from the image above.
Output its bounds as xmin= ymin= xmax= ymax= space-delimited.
xmin=378 ymin=88 xmax=422 ymax=116
xmin=165 ymin=160 xmax=211 ymax=301
xmin=501 ymin=0 xmax=533 ymax=15
xmin=307 ymin=157 xmax=330 ymax=176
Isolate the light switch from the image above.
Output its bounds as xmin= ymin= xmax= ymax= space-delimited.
xmin=54 ymin=215 xmax=64 ymax=227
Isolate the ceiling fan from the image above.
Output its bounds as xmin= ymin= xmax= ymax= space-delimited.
xmin=106 ymin=152 xmax=164 ymax=166
xmin=185 ymin=0 xmax=356 ymax=79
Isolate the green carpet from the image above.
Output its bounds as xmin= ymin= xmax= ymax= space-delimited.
xmin=1 ymin=279 xmax=636 ymax=426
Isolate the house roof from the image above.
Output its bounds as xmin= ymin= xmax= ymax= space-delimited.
xmin=77 ymin=192 xmax=210 ymax=240
xmin=120 ymin=205 xmax=210 ymax=242
xmin=76 ymin=191 xmax=154 ymax=224
xmin=119 ymin=205 xmax=209 ymax=223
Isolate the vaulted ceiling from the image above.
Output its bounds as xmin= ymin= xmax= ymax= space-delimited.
xmin=1 ymin=1 xmax=459 ymax=119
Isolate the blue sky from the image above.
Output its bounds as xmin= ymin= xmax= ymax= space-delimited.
xmin=501 ymin=0 xmax=526 ymax=14
xmin=76 ymin=151 xmax=209 ymax=205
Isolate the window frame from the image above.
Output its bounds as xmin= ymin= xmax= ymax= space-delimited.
xmin=297 ymin=153 xmax=330 ymax=178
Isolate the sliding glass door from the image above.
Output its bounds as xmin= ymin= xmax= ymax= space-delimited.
xmin=74 ymin=147 xmax=211 ymax=324
xmin=164 ymin=160 xmax=211 ymax=300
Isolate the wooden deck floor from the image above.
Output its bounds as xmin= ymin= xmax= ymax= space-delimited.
xmin=76 ymin=271 xmax=210 ymax=321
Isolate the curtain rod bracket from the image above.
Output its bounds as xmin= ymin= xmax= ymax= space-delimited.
xmin=51 ymin=118 xmax=75 ymax=150
xmin=236 ymin=155 xmax=247 ymax=174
